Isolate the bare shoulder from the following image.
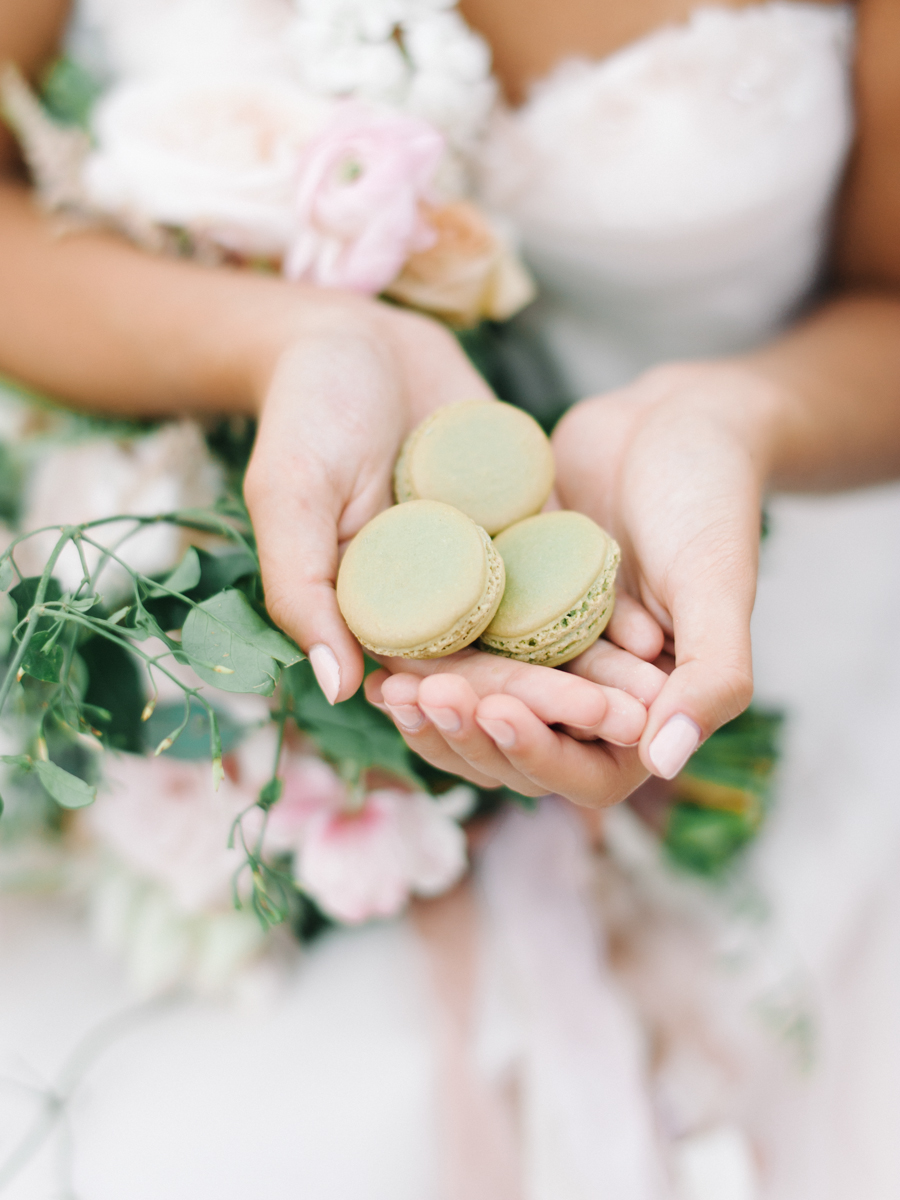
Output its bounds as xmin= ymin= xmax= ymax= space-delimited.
xmin=0 ymin=0 xmax=71 ymax=172
xmin=834 ymin=0 xmax=900 ymax=286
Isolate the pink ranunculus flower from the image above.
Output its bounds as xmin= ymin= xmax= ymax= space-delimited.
xmin=284 ymin=107 xmax=445 ymax=293
xmin=84 ymin=753 xmax=262 ymax=913
xmin=266 ymin=756 xmax=472 ymax=923
xmin=295 ymin=788 xmax=470 ymax=924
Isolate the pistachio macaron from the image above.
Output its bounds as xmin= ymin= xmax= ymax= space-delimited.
xmin=393 ymin=399 xmax=555 ymax=536
xmin=337 ymin=499 xmax=505 ymax=659
xmin=478 ymin=510 xmax=620 ymax=667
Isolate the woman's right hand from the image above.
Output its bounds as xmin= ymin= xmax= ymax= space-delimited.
xmin=244 ymin=295 xmax=494 ymax=704
xmin=244 ymin=293 xmax=662 ymax=766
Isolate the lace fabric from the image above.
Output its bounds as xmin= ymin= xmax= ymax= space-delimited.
xmin=478 ymin=2 xmax=854 ymax=395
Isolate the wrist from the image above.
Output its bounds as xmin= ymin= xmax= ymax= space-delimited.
xmin=225 ymin=280 xmax=386 ymax=416
xmin=628 ymin=359 xmax=795 ymax=491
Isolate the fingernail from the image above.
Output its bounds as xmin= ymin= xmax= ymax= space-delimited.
xmin=648 ymin=713 xmax=701 ymax=779
xmin=309 ymin=644 xmax=340 ymax=705
xmin=387 ymin=703 xmax=425 ymax=733
xmin=476 ymin=717 xmax=516 ymax=749
xmin=421 ymin=706 xmax=461 ymax=733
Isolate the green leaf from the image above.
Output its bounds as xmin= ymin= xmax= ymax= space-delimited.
xmin=125 ymin=601 xmax=173 ymax=644
xmin=0 ymin=557 xmax=14 ymax=592
xmin=33 ymin=759 xmax=96 ymax=809
xmin=284 ymin=661 xmax=419 ymax=783
xmin=0 ymin=754 xmax=33 ymax=769
xmin=9 ymin=576 xmax=62 ymax=625
xmin=664 ymin=803 xmax=755 ymax=878
xmin=40 ymin=56 xmax=103 ymax=128
xmin=79 ymin=636 xmax=145 ymax=751
xmin=182 ymin=589 xmax=302 ymax=695
xmin=20 ymin=629 xmax=65 ymax=683
xmin=148 ymin=546 xmax=201 ymax=598
xmin=194 ymin=548 xmax=257 ymax=598
xmin=142 ymin=700 xmax=245 ymax=760
xmin=258 ymin=777 xmax=283 ymax=810
xmin=65 ymin=595 xmax=102 ymax=614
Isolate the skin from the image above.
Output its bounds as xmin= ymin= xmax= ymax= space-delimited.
xmin=2 ymin=0 xmax=900 ymax=807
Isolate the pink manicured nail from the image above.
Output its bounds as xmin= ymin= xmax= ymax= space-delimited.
xmin=476 ymin=717 xmax=516 ymax=749
xmin=648 ymin=713 xmax=701 ymax=779
xmin=387 ymin=703 xmax=425 ymax=733
xmin=309 ymin=644 xmax=340 ymax=705
xmin=421 ymin=706 xmax=461 ymax=733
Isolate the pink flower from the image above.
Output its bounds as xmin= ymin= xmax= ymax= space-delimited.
xmin=284 ymin=107 xmax=444 ymax=293
xmin=85 ymin=754 xmax=261 ymax=913
xmin=263 ymin=755 xmax=351 ymax=849
xmin=295 ymin=788 xmax=469 ymax=924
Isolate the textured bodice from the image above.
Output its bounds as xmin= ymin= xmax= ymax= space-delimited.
xmin=68 ymin=1 xmax=855 ymax=397
xmin=478 ymin=3 xmax=854 ymax=395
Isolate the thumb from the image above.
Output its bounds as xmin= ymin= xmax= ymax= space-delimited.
xmin=638 ymin=561 xmax=756 ymax=780
xmin=247 ymin=466 xmax=367 ymax=705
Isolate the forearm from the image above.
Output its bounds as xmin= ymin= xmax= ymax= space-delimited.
xmin=0 ymin=179 xmax=364 ymax=417
xmin=741 ymin=289 xmax=900 ymax=492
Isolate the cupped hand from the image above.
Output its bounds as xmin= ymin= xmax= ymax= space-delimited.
xmin=552 ymin=360 xmax=778 ymax=783
xmin=244 ymin=294 xmax=492 ymax=703
xmin=364 ymin=592 xmax=669 ymax=807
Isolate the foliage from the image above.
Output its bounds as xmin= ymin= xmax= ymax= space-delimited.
xmin=39 ymin=56 xmax=103 ymax=130
xmin=664 ymin=707 xmax=784 ymax=877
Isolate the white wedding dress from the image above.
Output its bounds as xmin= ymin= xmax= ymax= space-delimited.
xmin=5 ymin=3 xmax=900 ymax=1199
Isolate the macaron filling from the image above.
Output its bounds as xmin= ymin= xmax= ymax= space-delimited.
xmin=337 ymin=500 xmax=506 ymax=659
xmin=479 ymin=542 xmax=620 ymax=666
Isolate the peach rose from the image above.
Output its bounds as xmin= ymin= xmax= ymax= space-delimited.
xmin=385 ymin=200 xmax=536 ymax=326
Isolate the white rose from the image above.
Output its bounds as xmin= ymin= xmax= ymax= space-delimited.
xmin=289 ymin=20 xmax=410 ymax=102
xmin=83 ymin=76 xmax=332 ymax=257
xmin=78 ymin=0 xmax=296 ymax=81
xmin=16 ymin=421 xmax=223 ymax=596
xmin=406 ymin=69 xmax=497 ymax=146
xmin=404 ymin=11 xmax=492 ymax=82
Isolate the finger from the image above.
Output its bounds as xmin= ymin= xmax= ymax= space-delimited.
xmin=245 ymin=336 xmax=401 ymax=705
xmin=474 ymin=694 xmax=649 ymax=809
xmin=380 ymin=650 xmax=648 ymax=746
xmin=416 ymin=673 xmax=547 ymax=795
xmin=247 ymin=461 xmax=365 ymax=704
xmin=604 ymin=591 xmax=665 ymax=661
xmin=369 ymin=671 xmax=502 ymax=788
xmin=567 ymin=639 xmax=667 ymax=708
xmin=639 ymin=557 xmax=755 ymax=781
xmin=380 ymin=673 xmax=544 ymax=794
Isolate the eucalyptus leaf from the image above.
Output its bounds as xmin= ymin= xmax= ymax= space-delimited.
xmin=148 ymin=546 xmax=201 ymax=598
xmin=142 ymin=700 xmax=245 ymax=759
xmin=33 ymin=759 xmax=96 ymax=809
xmin=64 ymin=595 xmax=102 ymax=613
xmin=10 ymin=576 xmax=62 ymax=625
xmin=258 ymin=777 xmax=283 ymax=810
xmin=285 ymin=661 xmax=419 ymax=784
xmin=20 ymin=629 xmax=64 ymax=683
xmin=0 ymin=754 xmax=32 ymax=769
xmin=182 ymin=589 xmax=302 ymax=695
xmin=126 ymin=602 xmax=172 ymax=644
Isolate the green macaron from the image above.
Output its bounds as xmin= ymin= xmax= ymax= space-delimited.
xmin=337 ymin=499 xmax=506 ymax=659
xmin=478 ymin=510 xmax=620 ymax=667
xmin=393 ymin=399 xmax=555 ymax=536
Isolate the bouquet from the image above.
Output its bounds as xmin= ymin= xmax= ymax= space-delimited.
xmin=0 ymin=1 xmax=781 ymax=995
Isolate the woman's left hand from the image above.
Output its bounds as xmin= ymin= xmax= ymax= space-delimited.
xmin=369 ymin=359 xmax=777 ymax=808
xmin=366 ymin=590 xmax=668 ymax=806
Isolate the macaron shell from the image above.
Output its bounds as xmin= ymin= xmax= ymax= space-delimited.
xmin=393 ymin=400 xmax=554 ymax=536
xmin=336 ymin=500 xmax=503 ymax=658
xmin=486 ymin=511 xmax=614 ymax=638
xmin=479 ymin=511 xmax=620 ymax=666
